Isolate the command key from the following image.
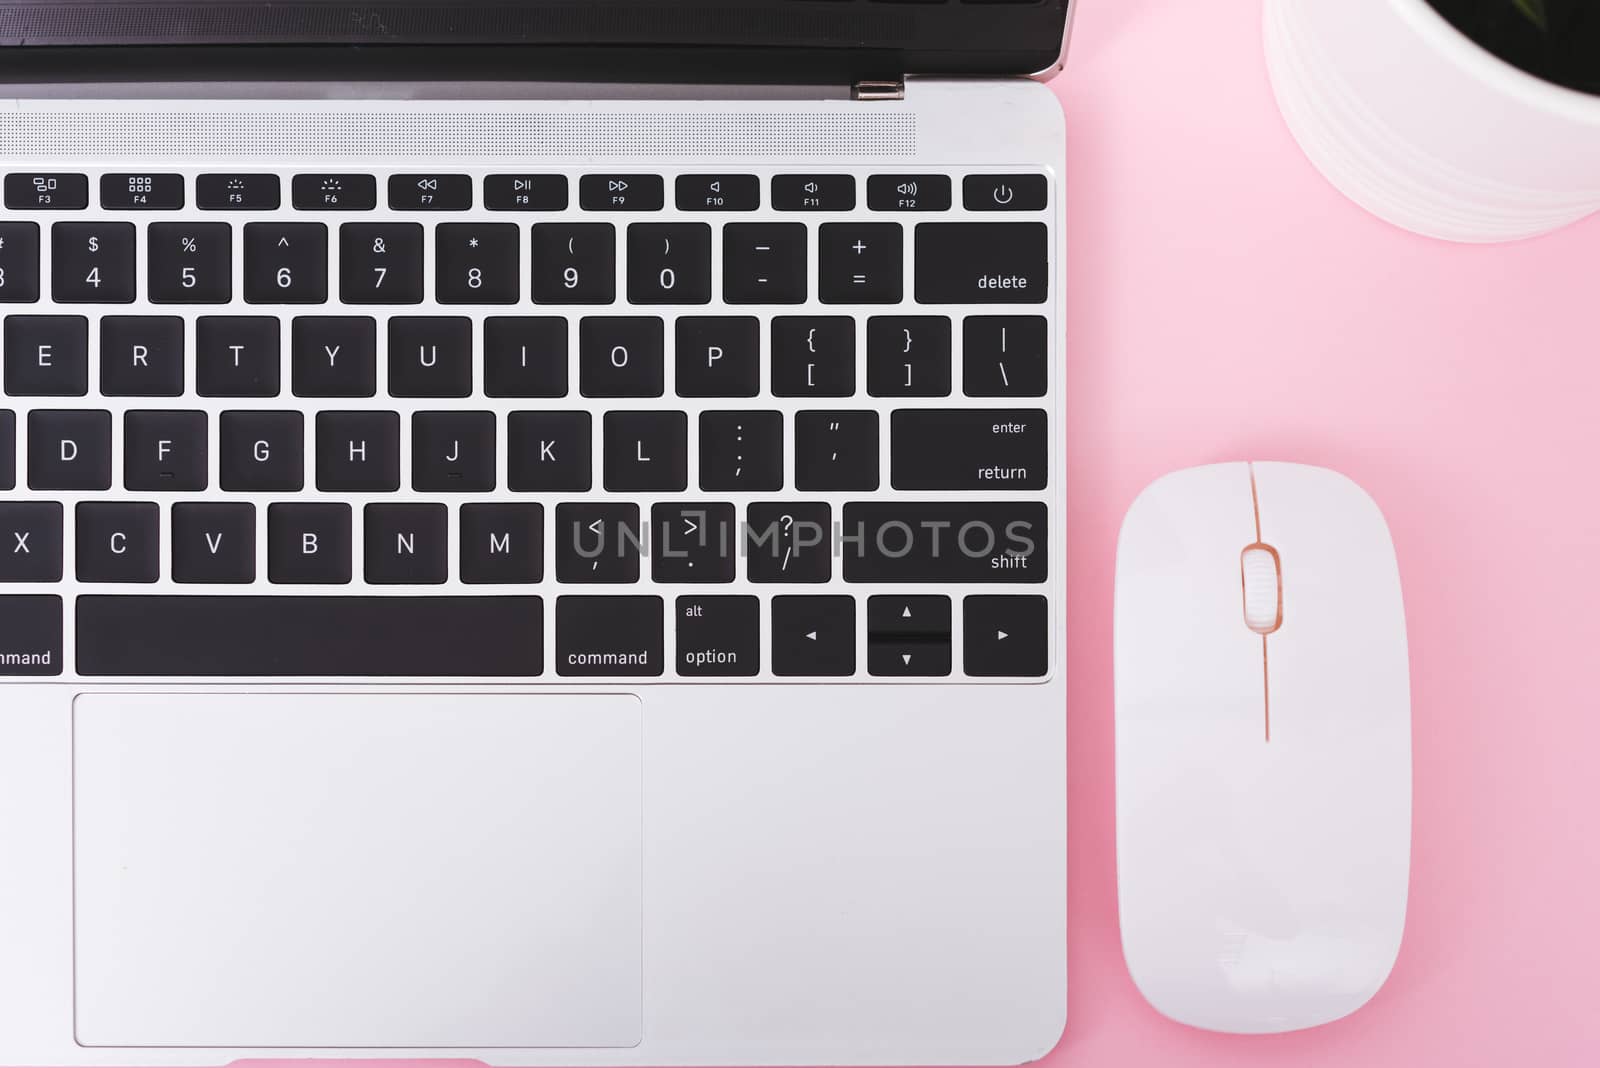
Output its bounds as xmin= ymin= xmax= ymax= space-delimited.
xmin=0 ymin=595 xmax=63 ymax=675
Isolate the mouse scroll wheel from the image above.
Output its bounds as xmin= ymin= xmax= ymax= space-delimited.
xmin=1240 ymin=544 xmax=1283 ymax=635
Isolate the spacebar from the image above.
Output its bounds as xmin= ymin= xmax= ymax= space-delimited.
xmin=77 ymin=596 xmax=544 ymax=677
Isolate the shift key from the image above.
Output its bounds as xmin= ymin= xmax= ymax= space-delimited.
xmin=892 ymin=409 xmax=1047 ymax=490
xmin=914 ymin=223 xmax=1047 ymax=305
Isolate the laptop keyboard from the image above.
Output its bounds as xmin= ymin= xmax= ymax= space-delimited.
xmin=0 ymin=168 xmax=1054 ymax=680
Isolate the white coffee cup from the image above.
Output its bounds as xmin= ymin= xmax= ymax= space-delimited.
xmin=1264 ymin=0 xmax=1600 ymax=242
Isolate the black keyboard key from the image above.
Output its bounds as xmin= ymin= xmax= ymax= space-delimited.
xmin=484 ymin=317 xmax=568 ymax=398
xmin=76 ymin=501 xmax=160 ymax=583
xmin=508 ymin=411 xmax=592 ymax=492
xmin=171 ymin=502 xmax=256 ymax=584
xmin=891 ymin=408 xmax=1047 ymax=491
xmin=339 ymin=223 xmax=424 ymax=305
xmin=77 ymin=595 xmax=544 ymax=676
xmin=915 ymin=222 xmax=1049 ymax=304
xmin=196 ymin=173 xmax=280 ymax=210
xmin=147 ymin=221 xmax=231 ymax=303
xmin=819 ymin=222 xmax=902 ymax=304
xmin=219 ymin=410 xmax=304 ymax=492
xmin=675 ymin=316 xmax=759 ymax=397
xmin=795 ymin=410 xmax=879 ymax=492
xmin=556 ymin=595 xmax=663 ymax=677
xmin=771 ymin=595 xmax=855 ymax=677
xmin=626 ymin=223 xmax=712 ymax=304
xmin=388 ymin=173 xmax=472 ymax=211
xmin=579 ymin=316 xmax=663 ymax=398
xmin=52 ymin=222 xmax=136 ymax=303
xmin=841 ymin=502 xmax=1048 ymax=583
xmin=100 ymin=316 xmax=183 ymax=397
xmin=364 ymin=503 xmax=448 ymax=585
xmin=315 ymin=410 xmax=400 ymax=492
xmin=963 ymin=316 xmax=1048 ymax=397
xmin=5 ymin=173 xmax=87 ymax=210
xmin=869 ymin=636 xmax=952 ymax=678
xmin=723 ymin=222 xmax=806 ymax=305
xmin=555 ymin=503 xmax=640 ymax=584
xmin=196 ymin=315 xmax=281 ymax=397
xmin=0 ymin=222 xmax=41 ymax=302
xmin=676 ymin=174 xmax=760 ymax=212
xmin=388 ymin=316 xmax=472 ymax=397
xmin=867 ymin=594 xmax=953 ymax=679
xmin=747 ymin=502 xmax=831 ymax=583
xmin=102 ymin=173 xmax=183 ymax=210
xmin=772 ymin=174 xmax=854 ymax=212
xmin=0 ymin=595 xmax=62 ymax=675
xmin=4 ymin=315 xmax=87 ymax=396
xmin=965 ymin=595 xmax=1049 ymax=677
xmin=0 ymin=409 xmax=11 ymax=490
xmin=603 ymin=410 xmax=687 ymax=492
xmin=532 ymin=223 xmax=616 ymax=304
xmin=268 ymin=502 xmax=352 ymax=584
xmin=27 ymin=409 xmax=110 ymax=490
xmin=291 ymin=316 xmax=377 ymax=398
xmin=123 ymin=410 xmax=207 ymax=491
xmin=699 ymin=410 xmax=782 ymax=492
xmin=460 ymin=503 xmax=544 ymax=584
xmin=651 ymin=502 xmax=736 ymax=583
xmin=964 ymin=174 xmax=1049 ymax=212
xmin=436 ymin=223 xmax=520 ymax=304
xmin=868 ymin=594 xmax=953 ymax=638
xmin=243 ymin=222 xmax=329 ymax=304
xmin=676 ymin=595 xmax=759 ymax=677
xmin=291 ymin=173 xmax=376 ymax=211
xmin=771 ymin=316 xmax=854 ymax=397
xmin=485 ymin=174 xmax=568 ymax=211
xmin=867 ymin=316 xmax=952 ymax=398
xmin=867 ymin=174 xmax=951 ymax=212
xmin=0 ymin=502 xmax=63 ymax=581
xmin=579 ymin=174 xmax=663 ymax=212
xmin=412 ymin=410 xmax=496 ymax=492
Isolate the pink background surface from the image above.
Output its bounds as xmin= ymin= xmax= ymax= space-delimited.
xmin=1054 ymin=0 xmax=1599 ymax=1063
xmin=128 ymin=2 xmax=1599 ymax=1067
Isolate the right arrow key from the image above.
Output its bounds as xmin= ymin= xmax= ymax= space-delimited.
xmin=964 ymin=595 xmax=1049 ymax=678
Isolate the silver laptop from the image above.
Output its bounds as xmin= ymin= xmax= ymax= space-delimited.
xmin=0 ymin=1 xmax=1070 ymax=1063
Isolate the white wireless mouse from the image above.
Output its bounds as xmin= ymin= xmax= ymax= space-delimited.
xmin=1114 ymin=462 xmax=1411 ymax=1034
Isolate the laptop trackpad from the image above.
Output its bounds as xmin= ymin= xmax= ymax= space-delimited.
xmin=72 ymin=692 xmax=643 ymax=1049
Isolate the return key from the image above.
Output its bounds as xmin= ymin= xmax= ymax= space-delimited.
xmin=890 ymin=408 xmax=1048 ymax=491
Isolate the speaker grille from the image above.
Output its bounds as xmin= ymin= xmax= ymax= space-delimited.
xmin=0 ymin=110 xmax=917 ymax=158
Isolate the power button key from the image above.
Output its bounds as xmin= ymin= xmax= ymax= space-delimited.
xmin=964 ymin=174 xmax=1048 ymax=212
